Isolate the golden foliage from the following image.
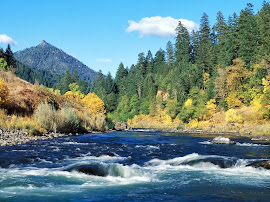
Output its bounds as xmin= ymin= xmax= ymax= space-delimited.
xmin=188 ymin=119 xmax=199 ymax=128
xmin=225 ymin=109 xmax=243 ymax=124
xmin=251 ymin=96 xmax=263 ymax=119
xmin=0 ymin=78 xmax=9 ymax=106
xmin=82 ymin=92 xmax=105 ymax=115
xmin=226 ymin=92 xmax=242 ymax=108
xmin=127 ymin=111 xmax=176 ymax=129
xmin=184 ymin=98 xmax=193 ymax=107
xmin=0 ymin=109 xmax=46 ymax=135
xmin=206 ymin=99 xmax=216 ymax=117
xmin=203 ymin=72 xmax=210 ymax=85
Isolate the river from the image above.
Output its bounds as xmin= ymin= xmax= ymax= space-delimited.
xmin=0 ymin=131 xmax=270 ymax=201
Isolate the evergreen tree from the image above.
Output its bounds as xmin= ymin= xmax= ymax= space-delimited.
xmin=257 ymin=1 xmax=270 ymax=62
xmin=175 ymin=21 xmax=191 ymax=64
xmin=4 ymin=44 xmax=15 ymax=68
xmin=213 ymin=11 xmax=229 ymax=67
xmin=238 ymin=3 xmax=259 ymax=66
xmin=196 ymin=13 xmax=215 ymax=74
xmin=0 ymin=48 xmax=4 ymax=58
xmin=58 ymin=69 xmax=75 ymax=94
xmin=166 ymin=41 xmax=174 ymax=65
xmin=115 ymin=62 xmax=128 ymax=96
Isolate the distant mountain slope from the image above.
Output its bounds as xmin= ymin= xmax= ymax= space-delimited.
xmin=14 ymin=40 xmax=97 ymax=84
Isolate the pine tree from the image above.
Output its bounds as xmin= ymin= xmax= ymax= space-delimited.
xmin=175 ymin=21 xmax=190 ymax=64
xmin=115 ymin=62 xmax=128 ymax=95
xmin=166 ymin=41 xmax=174 ymax=65
xmin=196 ymin=13 xmax=215 ymax=74
xmin=213 ymin=11 xmax=229 ymax=67
xmin=4 ymin=44 xmax=15 ymax=68
xmin=257 ymin=1 xmax=270 ymax=62
xmin=238 ymin=3 xmax=259 ymax=66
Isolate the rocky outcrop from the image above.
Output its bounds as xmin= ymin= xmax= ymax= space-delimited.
xmin=211 ymin=136 xmax=236 ymax=145
xmin=114 ymin=122 xmax=131 ymax=130
xmin=247 ymin=160 xmax=270 ymax=170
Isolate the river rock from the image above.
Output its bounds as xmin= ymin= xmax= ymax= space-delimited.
xmin=114 ymin=122 xmax=131 ymax=130
xmin=211 ymin=136 xmax=236 ymax=145
xmin=247 ymin=160 xmax=270 ymax=170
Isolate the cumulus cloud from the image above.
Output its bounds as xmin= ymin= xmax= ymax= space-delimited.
xmin=0 ymin=34 xmax=17 ymax=45
xmin=126 ymin=16 xmax=199 ymax=38
xmin=96 ymin=58 xmax=112 ymax=63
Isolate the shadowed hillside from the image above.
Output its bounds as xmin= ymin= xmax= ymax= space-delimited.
xmin=14 ymin=40 xmax=97 ymax=84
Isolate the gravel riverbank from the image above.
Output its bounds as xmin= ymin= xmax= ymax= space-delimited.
xmin=0 ymin=128 xmax=74 ymax=146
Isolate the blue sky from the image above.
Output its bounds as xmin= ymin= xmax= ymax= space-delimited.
xmin=0 ymin=0 xmax=266 ymax=76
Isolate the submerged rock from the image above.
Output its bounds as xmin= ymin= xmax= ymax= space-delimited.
xmin=247 ymin=160 xmax=270 ymax=170
xmin=211 ymin=136 xmax=236 ymax=145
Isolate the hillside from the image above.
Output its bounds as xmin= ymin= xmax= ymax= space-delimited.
xmin=0 ymin=70 xmax=107 ymax=135
xmin=0 ymin=70 xmax=85 ymax=116
xmin=14 ymin=40 xmax=97 ymax=84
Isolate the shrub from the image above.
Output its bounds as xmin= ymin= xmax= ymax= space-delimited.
xmin=34 ymin=102 xmax=57 ymax=132
xmin=93 ymin=114 xmax=106 ymax=131
xmin=225 ymin=109 xmax=243 ymax=124
xmin=0 ymin=78 xmax=9 ymax=106
xmin=34 ymin=102 xmax=80 ymax=133
xmin=56 ymin=105 xmax=80 ymax=133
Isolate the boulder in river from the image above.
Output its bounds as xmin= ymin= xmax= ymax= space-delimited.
xmin=247 ymin=160 xmax=270 ymax=170
xmin=114 ymin=122 xmax=131 ymax=130
xmin=211 ymin=136 xmax=236 ymax=145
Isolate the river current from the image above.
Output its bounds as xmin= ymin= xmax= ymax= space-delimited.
xmin=0 ymin=131 xmax=270 ymax=201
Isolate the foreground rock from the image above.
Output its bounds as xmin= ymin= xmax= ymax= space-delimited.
xmin=0 ymin=128 xmax=71 ymax=146
xmin=211 ymin=136 xmax=236 ymax=145
xmin=114 ymin=122 xmax=131 ymax=130
xmin=247 ymin=160 xmax=270 ymax=170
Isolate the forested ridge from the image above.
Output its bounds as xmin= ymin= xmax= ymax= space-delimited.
xmin=90 ymin=2 xmax=270 ymax=132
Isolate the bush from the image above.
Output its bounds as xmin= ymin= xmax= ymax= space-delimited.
xmin=225 ymin=109 xmax=243 ymax=124
xmin=34 ymin=102 xmax=57 ymax=132
xmin=57 ymin=105 xmax=80 ymax=133
xmin=34 ymin=102 xmax=80 ymax=133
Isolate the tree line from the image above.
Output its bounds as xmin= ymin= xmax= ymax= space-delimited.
xmin=91 ymin=2 xmax=270 ymax=123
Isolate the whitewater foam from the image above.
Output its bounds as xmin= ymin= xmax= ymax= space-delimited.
xmin=200 ymin=140 xmax=268 ymax=147
xmin=135 ymin=145 xmax=160 ymax=150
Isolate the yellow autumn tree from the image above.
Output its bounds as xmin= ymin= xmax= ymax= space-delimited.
xmin=226 ymin=92 xmax=242 ymax=108
xmin=64 ymin=83 xmax=85 ymax=102
xmin=225 ymin=109 xmax=243 ymax=124
xmin=206 ymin=99 xmax=216 ymax=118
xmin=82 ymin=92 xmax=105 ymax=115
xmin=0 ymin=78 xmax=9 ymax=106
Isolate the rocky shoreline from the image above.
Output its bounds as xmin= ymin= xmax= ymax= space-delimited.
xmin=0 ymin=128 xmax=75 ymax=147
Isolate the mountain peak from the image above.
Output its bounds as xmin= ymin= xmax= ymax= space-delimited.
xmin=40 ymin=40 xmax=47 ymax=46
xmin=14 ymin=41 xmax=98 ymax=84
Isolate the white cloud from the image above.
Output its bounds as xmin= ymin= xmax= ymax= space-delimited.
xmin=96 ymin=58 xmax=112 ymax=63
xmin=126 ymin=16 xmax=199 ymax=38
xmin=0 ymin=34 xmax=17 ymax=45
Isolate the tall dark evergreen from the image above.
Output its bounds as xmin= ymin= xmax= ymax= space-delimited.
xmin=238 ymin=3 xmax=259 ymax=66
xmin=115 ymin=63 xmax=128 ymax=95
xmin=196 ymin=13 xmax=215 ymax=74
xmin=175 ymin=21 xmax=190 ymax=65
xmin=213 ymin=11 xmax=229 ymax=67
xmin=257 ymin=1 xmax=270 ymax=62
xmin=4 ymin=44 xmax=15 ymax=68
xmin=166 ymin=41 xmax=174 ymax=65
